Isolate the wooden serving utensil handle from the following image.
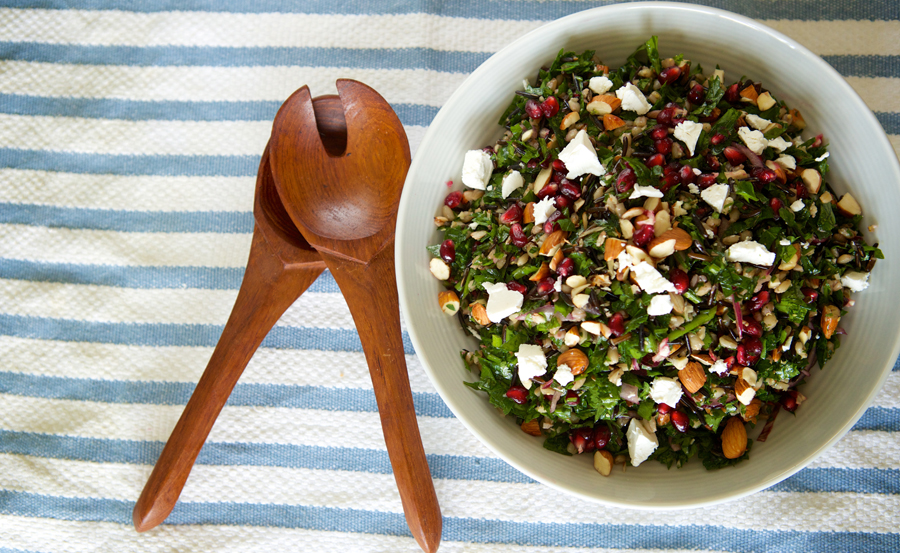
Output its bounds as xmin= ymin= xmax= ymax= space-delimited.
xmin=132 ymin=228 xmax=324 ymax=532
xmin=319 ymin=243 xmax=442 ymax=553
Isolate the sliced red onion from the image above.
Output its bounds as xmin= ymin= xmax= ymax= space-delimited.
xmin=835 ymin=327 xmax=848 ymax=335
xmin=735 ymin=143 xmax=763 ymax=168
xmin=549 ymin=390 xmax=562 ymax=413
xmin=620 ymin=383 xmax=640 ymax=404
xmin=651 ymin=338 xmax=670 ymax=364
xmin=732 ymin=295 xmax=744 ymax=340
xmin=757 ymin=404 xmax=781 ymax=442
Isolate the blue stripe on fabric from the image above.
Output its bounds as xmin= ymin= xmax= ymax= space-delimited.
xmin=0 ymin=203 xmax=253 ymax=233
xmin=2 ymin=489 xmax=900 ymax=551
xmin=0 ymin=258 xmax=340 ymax=292
xmin=852 ymin=407 xmax=900 ymax=432
xmin=875 ymin=112 xmax=900 ymax=136
xmin=2 ymin=0 xmax=898 ymax=21
xmin=0 ymin=371 xmax=455 ymax=418
xmin=0 ymin=314 xmax=415 ymax=354
xmin=823 ymin=55 xmax=900 ymax=79
xmin=0 ymin=94 xmax=439 ymax=126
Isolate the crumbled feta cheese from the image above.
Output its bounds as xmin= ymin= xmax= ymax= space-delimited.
xmin=779 ymin=238 xmax=792 ymax=246
xmin=841 ymin=271 xmax=870 ymax=292
xmin=515 ymin=344 xmax=547 ymax=389
xmin=745 ymin=114 xmax=771 ymax=131
xmin=631 ymin=262 xmax=677 ymax=294
xmin=700 ymin=183 xmax=729 ymax=213
xmin=815 ymin=152 xmax=830 ymax=162
xmin=588 ymin=75 xmax=613 ymax=95
xmin=629 ymin=184 xmax=664 ymax=199
xmin=482 ymin=282 xmax=524 ymax=323
xmin=554 ymin=364 xmax=575 ymax=387
xmin=775 ymin=154 xmax=796 ymax=171
xmin=429 ymin=258 xmax=450 ymax=280
xmin=790 ymin=199 xmax=805 ymax=212
xmin=647 ymin=294 xmax=674 ymax=316
xmin=767 ymin=135 xmax=792 ymax=152
xmin=532 ymin=196 xmax=557 ymax=225
xmin=738 ymin=127 xmax=767 ymax=155
xmin=673 ymin=120 xmax=703 ymax=156
xmin=725 ymin=240 xmax=776 ymax=266
xmin=616 ymin=83 xmax=651 ymax=115
xmin=461 ymin=149 xmax=493 ymax=190
xmin=692 ymin=168 xmax=702 ymax=176
xmin=557 ymin=129 xmax=605 ymax=178
xmin=687 ymin=183 xmax=700 ymax=194
xmin=553 ymin=276 xmax=562 ymax=292
xmin=626 ymin=418 xmax=659 ymax=467
xmin=501 ymin=170 xmax=524 ymax=199
xmin=709 ymin=358 xmax=729 ymax=375
xmin=650 ymin=377 xmax=683 ymax=408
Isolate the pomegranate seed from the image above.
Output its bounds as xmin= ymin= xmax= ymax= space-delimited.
xmin=795 ymin=182 xmax=808 ymax=199
xmin=671 ymin=410 xmax=689 ymax=433
xmin=641 ymin=353 xmax=662 ymax=368
xmin=736 ymin=336 xmax=762 ymax=366
xmin=671 ymin=117 xmax=686 ymax=127
xmin=540 ymin=96 xmax=560 ymax=118
xmin=659 ymin=172 xmax=679 ymax=192
xmin=565 ymin=390 xmax=579 ymax=406
xmin=536 ymin=181 xmax=558 ymax=200
xmin=697 ymin=173 xmax=717 ymax=189
xmin=710 ymin=133 xmax=726 ymax=146
xmin=535 ymin=276 xmax=556 ymax=295
xmin=509 ymin=223 xmax=529 ymax=247
xmin=812 ymin=134 xmax=824 ymax=148
xmin=747 ymin=290 xmax=769 ymax=312
xmin=802 ymin=287 xmax=819 ymax=304
xmin=724 ymin=82 xmax=742 ymax=104
xmin=526 ymin=159 xmax=540 ymax=169
xmin=559 ymin=180 xmax=581 ymax=199
xmin=543 ymin=220 xmax=560 ymax=234
xmin=687 ymin=84 xmax=707 ymax=104
xmin=524 ymin=99 xmax=543 ymax=119
xmin=751 ymin=167 xmax=777 ymax=184
xmin=657 ymin=403 xmax=672 ymax=415
xmin=658 ymin=66 xmax=682 ymax=85
xmin=592 ymin=425 xmax=611 ymax=450
xmin=723 ymin=146 xmax=747 ymax=165
xmin=669 ymin=268 xmax=689 ymax=294
xmin=555 ymin=195 xmax=571 ymax=209
xmin=770 ymin=198 xmax=784 ymax=218
xmin=646 ymin=153 xmax=666 ymax=168
xmin=556 ymin=257 xmax=575 ymax=278
xmin=679 ymin=165 xmax=696 ymax=184
xmin=551 ymin=170 xmax=566 ymax=184
xmin=499 ymin=204 xmax=523 ymax=225
xmin=656 ymin=103 xmax=678 ymax=127
xmin=552 ymin=159 xmax=567 ymax=172
xmin=570 ymin=427 xmax=595 ymax=454
xmin=780 ymin=390 xmax=800 ymax=412
xmin=740 ymin=317 xmax=762 ymax=337
xmin=633 ymin=224 xmax=655 ymax=248
xmin=705 ymin=153 xmax=721 ymax=171
xmin=724 ymin=356 xmax=735 ymax=370
xmin=608 ymin=313 xmax=625 ymax=337
xmin=507 ymin=281 xmax=527 ymax=294
xmin=650 ymin=125 xmax=669 ymax=140
xmin=616 ymin=166 xmax=637 ymax=193
xmin=663 ymin=162 xmax=681 ymax=176
xmin=655 ymin=137 xmax=673 ymax=155
xmin=505 ymin=385 xmax=528 ymax=404
xmin=439 ymin=239 xmax=456 ymax=263
xmin=444 ymin=190 xmax=464 ymax=209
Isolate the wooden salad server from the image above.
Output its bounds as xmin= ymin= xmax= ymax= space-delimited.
xmin=269 ymin=81 xmax=442 ymax=553
xmin=132 ymin=144 xmax=327 ymax=532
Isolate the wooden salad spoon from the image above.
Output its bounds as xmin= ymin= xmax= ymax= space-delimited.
xmin=269 ymin=80 xmax=442 ymax=553
xmin=132 ymin=143 xmax=327 ymax=532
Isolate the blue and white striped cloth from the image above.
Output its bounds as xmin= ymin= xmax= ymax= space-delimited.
xmin=0 ymin=2 xmax=898 ymax=552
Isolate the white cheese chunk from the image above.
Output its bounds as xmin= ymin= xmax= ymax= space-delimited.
xmin=687 ymin=183 xmax=700 ymax=194
xmin=700 ymin=183 xmax=729 ymax=213
xmin=461 ymin=149 xmax=493 ymax=190
xmin=709 ymin=358 xmax=729 ymax=375
xmin=482 ymin=282 xmax=524 ymax=323
xmin=738 ymin=127 xmax=767 ymax=155
xmin=629 ymin=184 xmax=664 ymax=199
xmin=647 ymin=294 xmax=674 ymax=316
xmin=673 ymin=120 xmax=703 ymax=156
xmin=616 ymin=83 xmax=651 ymax=115
xmin=557 ymin=129 xmax=605 ymax=179
xmin=626 ymin=418 xmax=659 ymax=467
xmin=649 ymin=377 xmax=683 ymax=407
xmin=816 ymin=152 xmax=830 ymax=162
xmin=767 ymin=135 xmax=792 ymax=152
xmin=790 ymin=199 xmax=805 ymax=212
xmin=775 ymin=155 xmax=797 ymax=171
xmin=779 ymin=238 xmax=792 ymax=246
xmin=588 ymin=75 xmax=613 ymax=95
xmin=631 ymin=262 xmax=677 ymax=294
xmin=725 ymin=240 xmax=776 ymax=266
xmin=841 ymin=271 xmax=870 ymax=292
xmin=745 ymin=114 xmax=771 ymax=131
xmin=515 ymin=344 xmax=547 ymax=389
xmin=532 ymin=196 xmax=557 ymax=225
xmin=501 ymin=170 xmax=524 ymax=199
xmin=554 ymin=364 xmax=575 ymax=387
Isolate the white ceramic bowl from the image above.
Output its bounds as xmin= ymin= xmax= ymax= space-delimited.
xmin=395 ymin=2 xmax=900 ymax=508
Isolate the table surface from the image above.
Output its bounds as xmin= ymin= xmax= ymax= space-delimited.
xmin=0 ymin=2 xmax=898 ymax=552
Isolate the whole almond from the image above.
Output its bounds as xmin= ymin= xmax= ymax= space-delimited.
xmin=593 ymin=450 xmax=614 ymax=476
xmin=821 ymin=304 xmax=841 ymax=339
xmin=721 ymin=417 xmax=748 ymax=459
xmin=557 ymin=348 xmax=589 ymax=375
xmin=471 ymin=303 xmax=491 ymax=326
xmin=438 ymin=290 xmax=460 ymax=315
xmin=678 ymin=361 xmax=707 ymax=394
xmin=521 ymin=419 xmax=542 ymax=436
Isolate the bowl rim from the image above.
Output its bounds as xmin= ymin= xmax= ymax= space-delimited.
xmin=396 ymin=1 xmax=900 ymax=509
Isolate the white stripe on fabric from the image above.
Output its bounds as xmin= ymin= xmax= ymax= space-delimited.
xmin=806 ymin=430 xmax=900 ymax=470
xmin=0 ymin=335 xmax=438 ymax=394
xmin=0 ymin=394 xmax=493 ymax=458
xmin=0 ymin=169 xmax=255 ymax=212
xmin=843 ymin=77 xmax=900 ymax=113
xmin=761 ymin=20 xmax=900 ymax=56
xmin=0 ymin=60 xmax=467 ymax=106
xmin=0 ymin=224 xmax=252 ymax=267
xmin=888 ymin=135 xmax=900 ymax=159
xmin=0 ymin=9 xmax=538 ymax=53
xmin=0 ymin=514 xmax=729 ymax=553
xmin=874 ymin=373 xmax=900 ymax=409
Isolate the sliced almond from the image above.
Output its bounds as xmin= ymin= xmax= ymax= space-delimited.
xmin=586 ymin=98 xmax=613 ymax=116
xmin=742 ymin=398 xmax=763 ymax=424
xmin=539 ymin=230 xmax=568 ymax=256
xmin=471 ymin=303 xmax=491 ymax=326
xmin=595 ymin=94 xmax=622 ymax=111
xmin=821 ymin=304 xmax=841 ymax=339
xmin=837 ymin=193 xmax=862 ymax=216
xmin=603 ymin=114 xmax=626 ymax=131
xmin=521 ymin=419 xmax=542 ymax=436
xmin=557 ymin=348 xmax=589 ymax=375
xmin=654 ymin=209 xmax=672 ymax=237
xmin=756 ymin=91 xmax=776 ymax=111
xmin=626 ymin=244 xmax=655 ymax=266
xmin=739 ymin=84 xmax=759 ymax=104
xmin=649 ymin=227 xmax=692 ymax=252
xmin=789 ymin=108 xmax=807 ymax=130
xmin=619 ymin=218 xmax=634 ymax=239
xmin=533 ymin=167 xmax=553 ymax=196
xmin=721 ymin=417 xmax=748 ymax=459
xmin=765 ymin=160 xmax=787 ymax=184
xmin=560 ymin=111 xmax=581 ymax=130
xmin=523 ymin=202 xmax=536 ymax=223
xmin=529 ymin=262 xmax=550 ymax=282
xmin=734 ymin=376 xmax=756 ymax=405
xmin=690 ymin=353 xmax=713 ymax=366
xmin=593 ymin=449 xmax=614 ymax=476
xmin=604 ymin=238 xmax=626 ymax=261
xmin=678 ymin=361 xmax=707 ymax=394
xmin=581 ymin=320 xmax=603 ymax=336
xmin=778 ymin=244 xmax=801 ymax=271
xmin=648 ymin=238 xmax=677 ymax=259
xmin=438 ymin=290 xmax=460 ymax=315
xmin=800 ymin=168 xmax=822 ymax=194
xmin=549 ymin=248 xmax=565 ymax=271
